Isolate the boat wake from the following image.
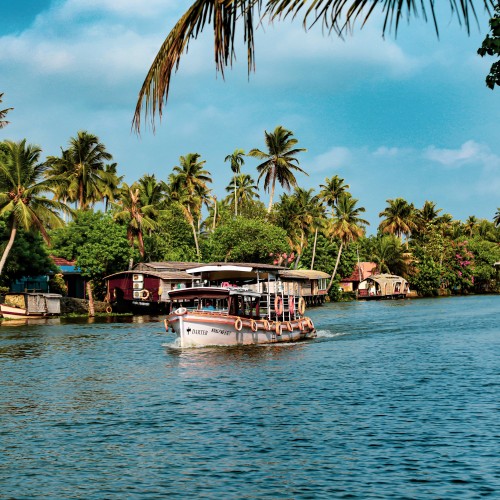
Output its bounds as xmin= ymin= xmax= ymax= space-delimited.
xmin=314 ymin=329 xmax=351 ymax=340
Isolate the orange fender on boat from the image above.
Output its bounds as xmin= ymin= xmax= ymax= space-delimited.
xmin=235 ymin=317 xmax=243 ymax=331
xmin=274 ymin=296 xmax=283 ymax=316
xmin=250 ymin=319 xmax=258 ymax=332
xmin=275 ymin=321 xmax=282 ymax=336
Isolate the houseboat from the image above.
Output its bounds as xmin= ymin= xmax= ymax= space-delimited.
xmin=357 ymin=274 xmax=410 ymax=300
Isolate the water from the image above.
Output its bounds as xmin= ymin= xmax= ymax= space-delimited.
xmin=1 ymin=296 xmax=499 ymax=499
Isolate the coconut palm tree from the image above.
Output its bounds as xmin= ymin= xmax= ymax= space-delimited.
xmin=327 ymin=193 xmax=368 ymax=292
xmin=378 ymin=198 xmax=417 ymax=243
xmin=169 ymin=153 xmax=212 ymax=258
xmin=369 ymin=235 xmax=407 ymax=275
xmin=493 ymin=208 xmax=500 ymax=227
xmin=101 ymin=163 xmax=123 ymax=212
xmin=0 ymin=93 xmax=13 ymax=129
xmin=319 ymin=175 xmax=350 ymax=215
xmin=225 ymin=149 xmax=245 ymax=216
xmin=463 ymin=215 xmax=478 ymax=236
xmin=112 ymin=182 xmax=158 ymax=258
xmin=248 ymin=126 xmax=307 ymax=213
xmin=224 ymin=173 xmax=259 ymax=214
xmin=0 ymin=139 xmax=72 ymax=274
xmin=46 ymin=131 xmax=114 ymax=210
xmin=132 ymin=1 xmax=493 ymax=130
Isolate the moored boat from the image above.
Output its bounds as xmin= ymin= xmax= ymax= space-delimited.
xmin=0 ymin=293 xmax=62 ymax=319
xmin=165 ymin=265 xmax=316 ymax=347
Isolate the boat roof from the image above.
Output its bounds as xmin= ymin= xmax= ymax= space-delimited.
xmin=186 ymin=263 xmax=281 ymax=280
xmin=361 ymin=274 xmax=408 ymax=285
xmin=168 ymin=286 xmax=262 ymax=300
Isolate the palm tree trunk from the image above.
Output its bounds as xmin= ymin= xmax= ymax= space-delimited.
xmin=137 ymin=231 xmax=145 ymax=258
xmin=310 ymin=228 xmax=318 ymax=270
xmin=327 ymin=241 xmax=344 ymax=292
xmin=213 ymin=199 xmax=217 ymax=231
xmin=87 ymin=280 xmax=95 ymax=317
xmin=192 ymin=222 xmax=200 ymax=259
xmin=268 ymin=175 xmax=276 ymax=213
xmin=234 ymin=177 xmax=237 ymax=217
xmin=0 ymin=218 xmax=17 ymax=275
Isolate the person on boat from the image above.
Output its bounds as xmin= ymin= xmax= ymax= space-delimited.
xmin=204 ymin=300 xmax=215 ymax=311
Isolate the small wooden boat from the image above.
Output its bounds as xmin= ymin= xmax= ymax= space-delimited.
xmin=0 ymin=293 xmax=62 ymax=319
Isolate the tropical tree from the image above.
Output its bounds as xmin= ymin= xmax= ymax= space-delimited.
xmin=225 ymin=149 xmax=245 ymax=216
xmin=132 ymin=1 xmax=494 ymax=130
xmin=50 ymin=211 xmax=135 ymax=316
xmin=478 ymin=3 xmax=500 ymax=89
xmin=101 ymin=162 xmax=123 ymax=212
xmin=319 ymin=175 xmax=350 ymax=215
xmin=224 ymin=173 xmax=259 ymax=215
xmin=368 ymin=234 xmax=409 ymax=276
xmin=112 ymin=182 xmax=158 ymax=258
xmin=327 ymin=193 xmax=368 ymax=291
xmin=378 ymin=198 xmax=417 ymax=243
xmin=169 ymin=153 xmax=212 ymax=258
xmin=0 ymin=93 xmax=13 ymax=129
xmin=463 ymin=215 xmax=478 ymax=236
xmin=248 ymin=126 xmax=307 ymax=212
xmin=493 ymin=207 xmax=500 ymax=227
xmin=0 ymin=139 xmax=71 ymax=275
xmin=46 ymin=131 xmax=114 ymax=210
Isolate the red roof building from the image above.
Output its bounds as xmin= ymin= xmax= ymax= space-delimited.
xmin=340 ymin=262 xmax=378 ymax=292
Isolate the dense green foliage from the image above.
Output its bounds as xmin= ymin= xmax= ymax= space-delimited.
xmin=0 ymin=219 xmax=57 ymax=287
xmin=1 ymin=130 xmax=499 ymax=300
xmin=202 ymin=217 xmax=289 ymax=263
xmin=50 ymin=211 xmax=136 ymax=299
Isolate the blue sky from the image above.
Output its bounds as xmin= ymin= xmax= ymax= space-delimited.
xmin=1 ymin=1 xmax=499 ymax=232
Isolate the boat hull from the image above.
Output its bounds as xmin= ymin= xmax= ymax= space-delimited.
xmin=165 ymin=311 xmax=316 ymax=348
xmin=0 ymin=304 xmax=47 ymax=319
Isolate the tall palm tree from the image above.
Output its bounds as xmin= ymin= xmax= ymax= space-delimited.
xmin=169 ymin=153 xmax=212 ymax=258
xmin=0 ymin=139 xmax=71 ymax=274
xmin=46 ymin=131 xmax=113 ymax=210
xmin=378 ymin=198 xmax=417 ymax=243
xmin=138 ymin=173 xmax=167 ymax=209
xmin=101 ymin=163 xmax=123 ymax=212
xmin=327 ymin=193 xmax=368 ymax=291
xmin=224 ymin=173 xmax=259 ymax=214
xmin=319 ymin=175 xmax=350 ymax=215
xmin=112 ymin=182 xmax=158 ymax=258
xmin=225 ymin=149 xmax=245 ymax=216
xmin=0 ymin=93 xmax=13 ymax=129
xmin=463 ymin=215 xmax=478 ymax=236
xmin=248 ymin=126 xmax=307 ymax=213
xmin=133 ymin=1 xmax=493 ymax=130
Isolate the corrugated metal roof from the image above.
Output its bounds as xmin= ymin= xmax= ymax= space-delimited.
xmin=280 ymin=269 xmax=330 ymax=279
xmin=104 ymin=270 xmax=193 ymax=280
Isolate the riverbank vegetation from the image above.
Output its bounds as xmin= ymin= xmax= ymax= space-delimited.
xmin=1 ymin=126 xmax=500 ymax=302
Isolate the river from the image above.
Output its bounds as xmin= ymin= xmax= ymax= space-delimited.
xmin=1 ymin=295 xmax=499 ymax=499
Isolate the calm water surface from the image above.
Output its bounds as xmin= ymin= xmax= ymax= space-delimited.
xmin=1 ymin=296 xmax=499 ymax=499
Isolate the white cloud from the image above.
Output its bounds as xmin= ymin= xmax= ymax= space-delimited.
xmin=424 ymin=140 xmax=492 ymax=168
xmin=313 ymin=147 xmax=352 ymax=171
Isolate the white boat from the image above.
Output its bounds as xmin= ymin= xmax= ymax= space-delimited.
xmin=164 ymin=265 xmax=316 ymax=348
xmin=0 ymin=293 xmax=62 ymax=319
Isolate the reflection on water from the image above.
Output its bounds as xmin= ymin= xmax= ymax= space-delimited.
xmin=0 ymin=297 xmax=499 ymax=499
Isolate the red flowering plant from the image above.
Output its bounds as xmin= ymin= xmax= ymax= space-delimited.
xmin=444 ymin=240 xmax=475 ymax=292
xmin=269 ymin=252 xmax=295 ymax=268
